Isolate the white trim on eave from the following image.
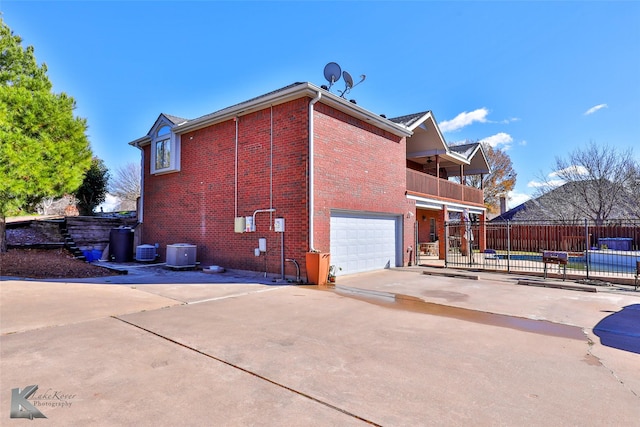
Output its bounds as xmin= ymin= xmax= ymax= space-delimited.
xmin=129 ymin=135 xmax=151 ymax=148
xmin=407 ymin=193 xmax=486 ymax=215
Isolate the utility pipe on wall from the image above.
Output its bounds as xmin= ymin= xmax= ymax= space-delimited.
xmin=133 ymin=141 xmax=145 ymax=223
xmin=270 ymin=105 xmax=274 ymax=229
xmin=234 ymin=116 xmax=239 ymax=219
xmin=308 ymin=91 xmax=322 ymax=251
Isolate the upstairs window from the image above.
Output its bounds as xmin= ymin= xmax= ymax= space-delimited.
xmin=155 ymin=126 xmax=171 ymax=170
xmin=151 ymin=123 xmax=180 ymax=174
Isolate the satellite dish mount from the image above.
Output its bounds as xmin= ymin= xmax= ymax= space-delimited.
xmin=322 ymin=62 xmax=366 ymax=97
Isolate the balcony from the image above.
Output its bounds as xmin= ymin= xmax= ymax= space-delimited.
xmin=406 ymin=168 xmax=484 ymax=206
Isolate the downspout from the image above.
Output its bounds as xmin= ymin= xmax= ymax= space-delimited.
xmin=308 ymin=90 xmax=322 ymax=251
xmin=134 ymin=142 xmax=145 ymax=223
xmin=270 ymin=105 xmax=273 ymax=228
xmin=235 ymin=116 xmax=238 ymax=218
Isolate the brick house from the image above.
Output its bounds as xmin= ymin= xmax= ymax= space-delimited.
xmin=128 ymin=82 xmax=489 ymax=280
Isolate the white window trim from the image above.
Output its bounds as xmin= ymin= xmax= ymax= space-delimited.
xmin=150 ymin=122 xmax=181 ymax=175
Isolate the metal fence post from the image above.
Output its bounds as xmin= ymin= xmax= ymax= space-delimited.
xmin=445 ymin=221 xmax=449 ymax=268
xmin=585 ymin=218 xmax=590 ymax=280
xmin=507 ymin=220 xmax=511 ymax=273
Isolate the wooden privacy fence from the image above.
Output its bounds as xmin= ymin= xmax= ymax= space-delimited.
xmin=485 ymin=220 xmax=640 ymax=253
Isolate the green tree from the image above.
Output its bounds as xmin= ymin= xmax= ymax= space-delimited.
xmin=75 ymin=157 xmax=109 ymax=216
xmin=0 ymin=18 xmax=92 ymax=251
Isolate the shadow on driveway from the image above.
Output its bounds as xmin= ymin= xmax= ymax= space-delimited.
xmin=593 ymin=304 xmax=640 ymax=354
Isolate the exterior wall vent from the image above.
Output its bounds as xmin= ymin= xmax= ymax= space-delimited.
xmin=166 ymin=243 xmax=197 ymax=267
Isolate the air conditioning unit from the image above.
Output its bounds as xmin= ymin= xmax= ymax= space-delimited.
xmin=166 ymin=243 xmax=197 ymax=267
xmin=135 ymin=244 xmax=156 ymax=262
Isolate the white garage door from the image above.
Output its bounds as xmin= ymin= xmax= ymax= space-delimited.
xmin=330 ymin=212 xmax=400 ymax=276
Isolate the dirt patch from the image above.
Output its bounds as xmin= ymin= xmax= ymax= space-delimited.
xmin=1 ymin=248 xmax=116 ymax=279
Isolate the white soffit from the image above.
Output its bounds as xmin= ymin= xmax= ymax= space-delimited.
xmin=407 ymin=194 xmax=485 ymax=215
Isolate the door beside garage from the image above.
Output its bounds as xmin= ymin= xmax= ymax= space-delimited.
xmin=330 ymin=211 xmax=402 ymax=276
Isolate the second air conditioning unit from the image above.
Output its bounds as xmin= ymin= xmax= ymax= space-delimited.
xmin=166 ymin=243 xmax=197 ymax=267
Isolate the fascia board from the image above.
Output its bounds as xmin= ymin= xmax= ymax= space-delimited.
xmin=426 ymin=112 xmax=449 ymax=150
xmin=405 ymin=111 xmax=434 ymax=131
xmin=407 ymin=194 xmax=487 ymax=213
xmin=128 ymin=135 xmax=151 ymax=147
xmin=407 ymin=193 xmax=486 ymax=214
xmin=476 ymin=144 xmax=492 ymax=174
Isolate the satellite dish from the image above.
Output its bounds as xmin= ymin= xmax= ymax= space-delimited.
xmin=323 ymin=62 xmax=342 ymax=88
xmin=343 ymin=71 xmax=354 ymax=89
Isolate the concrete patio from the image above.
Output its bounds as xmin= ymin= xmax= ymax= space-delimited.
xmin=1 ymin=266 xmax=639 ymax=425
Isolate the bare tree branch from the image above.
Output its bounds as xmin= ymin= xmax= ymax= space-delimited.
xmin=109 ymin=162 xmax=140 ymax=211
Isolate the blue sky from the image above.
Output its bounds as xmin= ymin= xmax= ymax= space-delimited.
xmin=2 ymin=1 xmax=639 ymax=209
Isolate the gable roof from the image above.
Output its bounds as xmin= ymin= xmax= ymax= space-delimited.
xmin=449 ymin=143 xmax=478 ymax=158
xmin=163 ymin=114 xmax=189 ymax=125
xmin=389 ymin=111 xmax=431 ymax=128
xmin=389 ymin=111 xmax=491 ymax=176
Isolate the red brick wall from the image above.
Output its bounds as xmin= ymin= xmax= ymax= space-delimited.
xmin=416 ymin=209 xmax=440 ymax=243
xmin=141 ymin=96 xmax=414 ymax=277
xmin=312 ymin=103 xmax=413 ymax=266
xmin=142 ymin=99 xmax=310 ymax=277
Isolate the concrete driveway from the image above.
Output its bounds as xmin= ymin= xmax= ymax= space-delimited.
xmin=1 ymin=267 xmax=639 ymax=425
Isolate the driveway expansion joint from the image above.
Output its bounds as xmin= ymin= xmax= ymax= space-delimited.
xmin=111 ymin=315 xmax=381 ymax=426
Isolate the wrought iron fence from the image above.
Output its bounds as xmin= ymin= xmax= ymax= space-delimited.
xmin=445 ymin=219 xmax=640 ymax=281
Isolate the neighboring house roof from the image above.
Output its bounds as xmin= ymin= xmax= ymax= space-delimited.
xmin=490 ymin=201 xmax=528 ymax=222
xmin=490 ymin=180 xmax=634 ymax=222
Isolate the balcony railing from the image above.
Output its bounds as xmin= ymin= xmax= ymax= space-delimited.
xmin=406 ymin=169 xmax=484 ymax=205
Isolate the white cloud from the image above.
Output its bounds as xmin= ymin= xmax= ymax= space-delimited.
xmin=440 ymin=108 xmax=489 ymax=132
xmin=480 ymin=132 xmax=513 ymax=148
xmin=549 ymin=165 xmax=589 ymax=177
xmin=507 ymin=191 xmax=532 ymax=208
xmin=96 ymin=193 xmax=120 ymax=213
xmin=527 ymin=179 xmax=564 ymax=189
xmin=584 ymin=103 xmax=608 ymax=115
xmin=527 ymin=165 xmax=588 ymax=190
